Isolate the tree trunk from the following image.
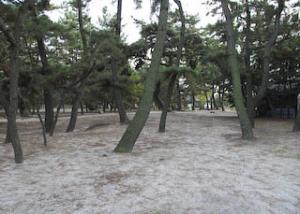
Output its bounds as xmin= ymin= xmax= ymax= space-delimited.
xmin=66 ymin=94 xmax=80 ymax=132
xmin=7 ymin=44 xmax=23 ymax=163
xmin=44 ymin=90 xmax=54 ymax=132
xmin=102 ymin=101 xmax=106 ymax=113
xmin=192 ymin=91 xmax=195 ymax=111
xmin=244 ymin=0 xmax=255 ymax=127
xmin=158 ymin=0 xmax=185 ymax=132
xmin=80 ymin=102 xmax=84 ymax=115
xmin=36 ymin=36 xmax=54 ymax=133
xmin=37 ymin=108 xmax=47 ymax=147
xmin=112 ymin=0 xmax=129 ymax=124
xmin=19 ymin=96 xmax=29 ymax=117
xmin=293 ymin=94 xmax=300 ymax=132
xmin=153 ymin=81 xmax=164 ymax=110
xmin=159 ymin=73 xmax=177 ymax=132
xmin=116 ymin=0 xmax=122 ymax=36
xmin=218 ymin=83 xmax=225 ymax=112
xmin=0 ymin=1 xmax=32 ymax=162
xmin=245 ymin=0 xmax=284 ymax=126
xmin=111 ymin=61 xmax=129 ymax=124
xmin=65 ymin=0 xmax=95 ymax=132
xmin=176 ymin=80 xmax=181 ymax=111
xmin=114 ymin=0 xmax=169 ymax=152
xmin=49 ymin=94 xmax=64 ymax=136
xmin=221 ymin=0 xmax=254 ymax=140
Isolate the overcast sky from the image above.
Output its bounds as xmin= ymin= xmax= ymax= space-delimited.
xmin=47 ymin=0 xmax=217 ymax=44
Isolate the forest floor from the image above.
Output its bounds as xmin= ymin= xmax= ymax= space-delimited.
xmin=0 ymin=111 xmax=299 ymax=214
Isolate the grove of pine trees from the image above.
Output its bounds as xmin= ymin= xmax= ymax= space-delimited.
xmin=0 ymin=0 xmax=299 ymax=163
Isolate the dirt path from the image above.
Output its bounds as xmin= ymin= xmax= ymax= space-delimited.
xmin=0 ymin=111 xmax=299 ymax=213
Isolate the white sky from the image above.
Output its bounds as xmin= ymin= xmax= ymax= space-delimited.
xmin=48 ymin=0 xmax=217 ymax=44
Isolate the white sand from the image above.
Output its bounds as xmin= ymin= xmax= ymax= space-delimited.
xmin=0 ymin=111 xmax=299 ymax=213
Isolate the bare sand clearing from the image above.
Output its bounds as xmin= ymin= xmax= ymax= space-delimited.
xmin=0 ymin=111 xmax=299 ymax=213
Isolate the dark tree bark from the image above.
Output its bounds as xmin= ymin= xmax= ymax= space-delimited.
xmin=244 ymin=0 xmax=285 ymax=127
xmin=158 ymin=0 xmax=185 ymax=132
xmin=114 ymin=0 xmax=169 ymax=152
xmin=176 ymin=80 xmax=181 ymax=111
xmin=158 ymin=73 xmax=177 ymax=132
xmin=37 ymin=108 xmax=47 ymax=147
xmin=192 ymin=91 xmax=195 ymax=111
xmin=220 ymin=82 xmax=225 ymax=111
xmin=65 ymin=0 xmax=96 ymax=132
xmin=244 ymin=0 xmax=255 ymax=127
xmin=111 ymin=62 xmax=129 ymax=124
xmin=77 ymin=0 xmax=87 ymax=52
xmin=116 ymin=0 xmax=122 ymax=36
xmin=112 ymin=0 xmax=129 ymax=124
xmin=49 ymin=93 xmax=64 ymax=136
xmin=65 ymin=0 xmax=86 ymax=132
xmin=153 ymin=81 xmax=164 ymax=110
xmin=80 ymin=101 xmax=84 ymax=115
xmin=221 ymin=0 xmax=254 ymax=140
xmin=0 ymin=0 xmax=32 ymax=163
xmin=0 ymin=83 xmax=11 ymax=143
xmin=293 ymin=94 xmax=300 ymax=132
xmin=102 ymin=101 xmax=106 ymax=113
xmin=7 ymin=45 xmax=23 ymax=162
xmin=66 ymin=91 xmax=80 ymax=132
xmin=36 ymin=37 xmax=54 ymax=133
xmin=19 ymin=96 xmax=29 ymax=117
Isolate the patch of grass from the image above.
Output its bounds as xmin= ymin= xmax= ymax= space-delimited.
xmin=295 ymin=154 xmax=300 ymax=160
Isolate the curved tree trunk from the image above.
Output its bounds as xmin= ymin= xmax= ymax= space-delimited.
xmin=244 ymin=0 xmax=284 ymax=127
xmin=49 ymin=93 xmax=64 ymax=136
xmin=114 ymin=0 xmax=169 ymax=153
xmin=158 ymin=0 xmax=185 ymax=132
xmin=65 ymin=0 xmax=93 ymax=132
xmin=221 ymin=0 xmax=254 ymax=140
xmin=66 ymin=93 xmax=80 ymax=132
xmin=0 ymin=1 xmax=32 ymax=163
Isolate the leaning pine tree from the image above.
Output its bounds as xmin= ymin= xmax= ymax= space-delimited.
xmin=0 ymin=0 xmax=32 ymax=163
xmin=114 ymin=0 xmax=169 ymax=152
xmin=158 ymin=0 xmax=185 ymax=132
xmin=220 ymin=0 xmax=254 ymax=140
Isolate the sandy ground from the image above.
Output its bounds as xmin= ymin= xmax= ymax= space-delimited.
xmin=0 ymin=111 xmax=299 ymax=214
